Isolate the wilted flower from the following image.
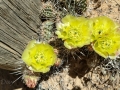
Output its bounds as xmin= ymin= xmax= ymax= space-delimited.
xmin=22 ymin=40 xmax=57 ymax=73
xmin=56 ymin=15 xmax=92 ymax=49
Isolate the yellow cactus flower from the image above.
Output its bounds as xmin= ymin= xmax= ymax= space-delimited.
xmin=56 ymin=15 xmax=92 ymax=49
xmin=22 ymin=40 xmax=57 ymax=73
xmin=92 ymin=32 xmax=120 ymax=59
xmin=91 ymin=16 xmax=119 ymax=40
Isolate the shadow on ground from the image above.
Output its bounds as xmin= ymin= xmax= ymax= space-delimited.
xmin=0 ymin=68 xmax=34 ymax=90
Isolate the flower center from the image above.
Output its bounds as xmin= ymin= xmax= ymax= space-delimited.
xmin=68 ymin=29 xmax=80 ymax=40
xmin=100 ymin=40 xmax=112 ymax=49
xmin=34 ymin=52 xmax=45 ymax=63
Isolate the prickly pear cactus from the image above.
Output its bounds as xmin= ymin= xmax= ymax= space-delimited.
xmin=75 ymin=0 xmax=87 ymax=15
xmin=38 ymin=0 xmax=88 ymax=43
xmin=20 ymin=0 xmax=88 ymax=89
xmin=39 ymin=1 xmax=58 ymax=19
xmin=54 ymin=0 xmax=87 ymax=17
xmin=39 ymin=1 xmax=59 ymax=42
xmin=40 ymin=20 xmax=55 ymax=42
xmin=9 ymin=0 xmax=89 ymax=89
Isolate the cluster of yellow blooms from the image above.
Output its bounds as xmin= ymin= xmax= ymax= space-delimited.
xmin=56 ymin=15 xmax=120 ymax=59
xmin=21 ymin=15 xmax=120 ymax=73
